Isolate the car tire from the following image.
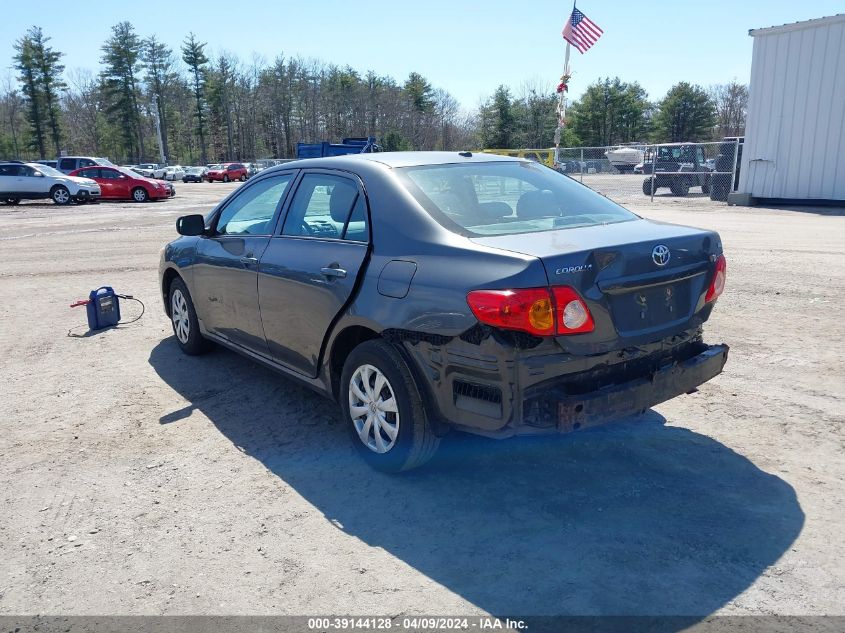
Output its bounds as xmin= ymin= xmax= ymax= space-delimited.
xmin=223 ymin=175 xmax=230 ymax=183
xmin=168 ymin=277 xmax=211 ymax=355
xmin=669 ymin=179 xmax=690 ymax=197
xmin=341 ymin=339 xmax=440 ymax=473
xmin=239 ymin=174 xmax=246 ymax=182
xmin=701 ymin=175 xmax=711 ymax=195
xmin=4 ymin=197 xmax=20 ymax=205
xmin=132 ymin=187 xmax=149 ymax=203
xmin=51 ymin=186 xmax=71 ymax=205
xmin=642 ymin=178 xmax=657 ymax=195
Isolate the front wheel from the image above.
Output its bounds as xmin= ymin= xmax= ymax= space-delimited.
xmin=51 ymin=186 xmax=71 ymax=205
xmin=341 ymin=340 xmax=440 ymax=472
xmin=132 ymin=187 xmax=149 ymax=202
xmin=4 ymin=197 xmax=20 ymax=205
xmin=222 ymin=175 xmax=230 ymax=183
xmin=642 ymin=178 xmax=657 ymax=195
xmin=239 ymin=174 xmax=246 ymax=182
xmin=168 ymin=277 xmax=211 ymax=355
xmin=701 ymin=176 xmax=711 ymax=195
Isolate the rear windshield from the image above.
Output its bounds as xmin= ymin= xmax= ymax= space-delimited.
xmin=397 ymin=161 xmax=637 ymax=237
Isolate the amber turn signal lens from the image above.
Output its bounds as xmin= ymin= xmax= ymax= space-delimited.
xmin=528 ymin=297 xmax=554 ymax=332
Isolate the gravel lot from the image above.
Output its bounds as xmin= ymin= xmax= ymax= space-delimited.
xmin=0 ymin=181 xmax=843 ymax=618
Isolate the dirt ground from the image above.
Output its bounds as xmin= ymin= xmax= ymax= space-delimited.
xmin=0 ymin=182 xmax=843 ymax=618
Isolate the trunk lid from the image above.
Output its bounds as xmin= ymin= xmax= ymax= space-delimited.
xmin=471 ymin=218 xmax=721 ymax=350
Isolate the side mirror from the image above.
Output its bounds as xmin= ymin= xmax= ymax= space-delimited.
xmin=176 ymin=214 xmax=206 ymax=236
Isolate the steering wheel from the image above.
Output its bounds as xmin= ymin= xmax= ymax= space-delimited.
xmin=300 ymin=221 xmax=313 ymax=235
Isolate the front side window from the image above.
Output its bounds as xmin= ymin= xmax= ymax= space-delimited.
xmin=397 ymin=161 xmax=637 ymax=237
xmin=58 ymin=158 xmax=75 ymax=172
xmin=215 ymin=174 xmax=293 ymax=236
xmin=281 ymin=173 xmax=366 ymax=240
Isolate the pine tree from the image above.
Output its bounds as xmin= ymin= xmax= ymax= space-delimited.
xmin=143 ymin=36 xmax=176 ymax=162
xmin=101 ymin=22 xmax=145 ymax=161
xmin=13 ymin=30 xmax=46 ymax=158
xmin=653 ymin=82 xmax=716 ymax=142
xmin=182 ymin=33 xmax=209 ymax=165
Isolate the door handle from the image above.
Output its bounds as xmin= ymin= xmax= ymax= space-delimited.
xmin=320 ymin=266 xmax=347 ymax=278
xmin=240 ymin=256 xmax=258 ymax=266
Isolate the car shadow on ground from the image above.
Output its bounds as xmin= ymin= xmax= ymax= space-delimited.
xmin=149 ymin=338 xmax=803 ymax=623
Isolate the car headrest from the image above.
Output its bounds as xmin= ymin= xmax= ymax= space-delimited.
xmin=478 ymin=201 xmax=512 ymax=219
xmin=329 ymin=182 xmax=359 ymax=222
xmin=516 ymin=190 xmax=557 ymax=220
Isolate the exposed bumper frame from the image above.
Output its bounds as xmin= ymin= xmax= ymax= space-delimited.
xmin=451 ymin=343 xmax=728 ymax=439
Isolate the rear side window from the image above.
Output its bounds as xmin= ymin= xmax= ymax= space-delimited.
xmin=79 ymin=168 xmax=100 ymax=178
xmin=0 ymin=164 xmax=22 ymax=176
xmin=397 ymin=161 xmax=637 ymax=237
xmin=59 ymin=158 xmax=76 ymax=171
xmin=215 ymin=174 xmax=293 ymax=236
xmin=281 ymin=173 xmax=367 ymax=241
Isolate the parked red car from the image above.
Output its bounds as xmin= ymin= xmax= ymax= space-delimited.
xmin=206 ymin=162 xmax=248 ymax=182
xmin=68 ymin=166 xmax=170 ymax=202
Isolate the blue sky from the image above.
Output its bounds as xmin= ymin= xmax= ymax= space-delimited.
xmin=2 ymin=0 xmax=842 ymax=109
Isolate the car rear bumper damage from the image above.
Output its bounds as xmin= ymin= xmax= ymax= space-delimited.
xmin=535 ymin=343 xmax=728 ymax=436
xmin=398 ymin=328 xmax=728 ymax=439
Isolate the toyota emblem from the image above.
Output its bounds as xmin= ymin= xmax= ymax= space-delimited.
xmin=652 ymin=244 xmax=670 ymax=266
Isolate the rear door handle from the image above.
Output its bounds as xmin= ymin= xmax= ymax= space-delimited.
xmin=240 ymin=256 xmax=259 ymax=266
xmin=320 ymin=266 xmax=347 ymax=278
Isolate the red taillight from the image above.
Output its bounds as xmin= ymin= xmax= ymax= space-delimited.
xmin=466 ymin=286 xmax=594 ymax=336
xmin=466 ymin=288 xmax=555 ymax=336
xmin=705 ymin=254 xmax=726 ymax=303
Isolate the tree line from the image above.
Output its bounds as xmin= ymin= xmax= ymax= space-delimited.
xmin=0 ymin=24 xmax=748 ymax=164
xmin=479 ymin=77 xmax=748 ymax=150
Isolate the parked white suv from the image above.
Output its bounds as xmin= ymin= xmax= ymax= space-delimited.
xmin=0 ymin=161 xmax=101 ymax=205
xmin=135 ymin=163 xmax=166 ymax=179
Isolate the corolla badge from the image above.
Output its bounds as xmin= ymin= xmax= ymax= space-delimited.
xmin=652 ymin=244 xmax=670 ymax=266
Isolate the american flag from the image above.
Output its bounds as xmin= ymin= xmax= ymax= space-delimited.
xmin=562 ymin=7 xmax=603 ymax=53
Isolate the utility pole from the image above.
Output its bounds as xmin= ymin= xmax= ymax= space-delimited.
xmin=152 ymin=95 xmax=166 ymax=165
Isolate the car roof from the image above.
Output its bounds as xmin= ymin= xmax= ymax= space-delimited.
xmin=277 ymin=151 xmax=522 ymax=170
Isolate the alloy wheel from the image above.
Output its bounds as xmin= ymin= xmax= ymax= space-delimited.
xmin=53 ymin=188 xmax=70 ymax=204
xmin=170 ymin=289 xmax=190 ymax=344
xmin=348 ymin=364 xmax=399 ymax=454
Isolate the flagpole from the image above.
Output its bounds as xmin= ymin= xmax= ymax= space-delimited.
xmin=554 ymin=42 xmax=571 ymax=167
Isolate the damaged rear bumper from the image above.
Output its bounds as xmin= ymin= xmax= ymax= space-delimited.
xmin=552 ymin=343 xmax=728 ymax=434
xmin=448 ymin=341 xmax=728 ymax=439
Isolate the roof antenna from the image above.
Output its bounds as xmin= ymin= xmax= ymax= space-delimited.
xmin=458 ymin=151 xmax=472 ymax=157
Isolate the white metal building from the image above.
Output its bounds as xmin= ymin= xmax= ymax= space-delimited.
xmin=737 ymin=14 xmax=845 ymax=203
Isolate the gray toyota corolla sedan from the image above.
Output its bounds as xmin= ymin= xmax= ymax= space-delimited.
xmin=160 ymin=151 xmax=728 ymax=472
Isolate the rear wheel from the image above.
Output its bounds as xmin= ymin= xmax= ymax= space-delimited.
xmin=168 ymin=277 xmax=211 ymax=355
xmin=341 ymin=339 xmax=440 ymax=472
xmin=710 ymin=180 xmax=730 ymax=202
xmin=669 ymin=178 xmax=690 ymax=197
xmin=132 ymin=187 xmax=149 ymax=203
xmin=223 ymin=174 xmax=230 ymax=183
xmin=51 ymin=186 xmax=71 ymax=205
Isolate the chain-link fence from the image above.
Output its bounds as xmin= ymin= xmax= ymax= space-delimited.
xmin=554 ymin=139 xmax=742 ymax=205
